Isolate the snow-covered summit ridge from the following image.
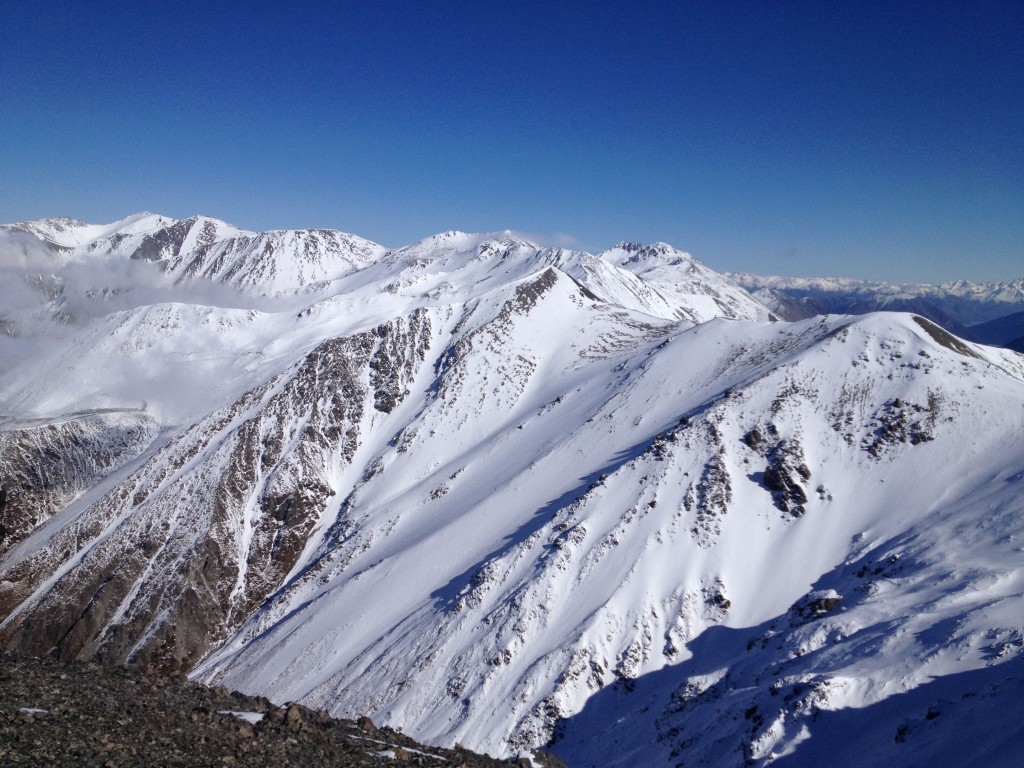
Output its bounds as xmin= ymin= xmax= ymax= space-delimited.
xmin=5 ymin=212 xmax=174 ymax=248
xmin=2 ymin=214 xmax=771 ymax=324
xmin=0 ymin=213 xmax=771 ymax=430
xmin=603 ymin=240 xmax=695 ymax=267
xmin=2 ymin=212 xmax=1023 ymax=766
xmin=1 ymin=213 xmax=383 ymax=295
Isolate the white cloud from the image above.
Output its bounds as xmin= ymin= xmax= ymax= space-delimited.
xmin=505 ymin=230 xmax=588 ymax=250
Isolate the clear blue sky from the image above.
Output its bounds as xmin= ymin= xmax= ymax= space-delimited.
xmin=2 ymin=1 xmax=1021 ymax=282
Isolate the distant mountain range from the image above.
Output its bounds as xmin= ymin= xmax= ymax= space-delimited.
xmin=731 ymin=272 xmax=1024 ymax=350
xmin=1 ymin=214 xmax=1023 ymax=766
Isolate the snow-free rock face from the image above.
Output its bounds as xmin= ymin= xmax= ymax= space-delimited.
xmin=2 ymin=214 xmax=1024 ymax=766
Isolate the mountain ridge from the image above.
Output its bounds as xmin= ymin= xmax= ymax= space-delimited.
xmin=731 ymin=271 xmax=1024 ymax=335
xmin=1 ymin=214 xmax=1023 ymax=765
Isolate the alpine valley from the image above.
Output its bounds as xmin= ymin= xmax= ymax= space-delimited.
xmin=2 ymin=213 xmax=1023 ymax=767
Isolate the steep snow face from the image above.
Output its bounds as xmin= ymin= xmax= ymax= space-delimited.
xmin=185 ymin=312 xmax=1024 ymax=760
xmin=602 ymin=243 xmax=776 ymax=323
xmin=161 ymin=226 xmax=387 ymax=295
xmin=0 ymin=310 xmax=435 ymax=672
xmin=2 ymin=214 xmax=1024 ymax=765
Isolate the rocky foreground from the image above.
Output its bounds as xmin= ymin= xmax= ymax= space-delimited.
xmin=0 ymin=652 xmax=560 ymax=767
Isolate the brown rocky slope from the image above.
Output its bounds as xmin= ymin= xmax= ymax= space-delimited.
xmin=0 ymin=652 xmax=565 ymax=767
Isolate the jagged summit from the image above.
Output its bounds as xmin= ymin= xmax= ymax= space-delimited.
xmin=2 ymin=214 xmax=771 ymax=324
xmin=604 ymin=240 xmax=693 ymax=264
xmin=1 ymin=213 xmax=1023 ymax=766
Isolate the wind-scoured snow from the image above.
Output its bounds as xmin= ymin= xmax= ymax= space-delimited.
xmin=1 ymin=214 xmax=1023 ymax=766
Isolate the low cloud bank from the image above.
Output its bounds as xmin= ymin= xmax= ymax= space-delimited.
xmin=0 ymin=231 xmax=301 ymax=423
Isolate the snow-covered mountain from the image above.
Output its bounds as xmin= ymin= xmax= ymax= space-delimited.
xmin=732 ymin=272 xmax=1024 ymax=342
xmin=2 ymin=214 xmax=1023 ymax=766
xmin=2 ymin=212 xmax=385 ymax=296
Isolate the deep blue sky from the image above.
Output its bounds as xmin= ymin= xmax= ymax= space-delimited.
xmin=2 ymin=1 xmax=1021 ymax=282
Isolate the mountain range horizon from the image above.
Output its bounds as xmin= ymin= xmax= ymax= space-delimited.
xmin=1 ymin=210 xmax=1023 ymax=766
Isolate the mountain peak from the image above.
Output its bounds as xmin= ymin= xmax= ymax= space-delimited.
xmin=3 ymin=211 xmax=1022 ymax=765
xmin=603 ymin=241 xmax=695 ymax=268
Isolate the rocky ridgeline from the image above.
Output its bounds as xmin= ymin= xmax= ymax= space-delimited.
xmin=0 ymin=652 xmax=561 ymax=767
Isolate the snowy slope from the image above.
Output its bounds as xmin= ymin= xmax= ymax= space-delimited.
xmin=187 ymin=312 xmax=1024 ymax=761
xmin=0 ymin=213 xmax=384 ymax=296
xmin=3 ymin=212 xmax=177 ymax=250
xmin=1 ymin=215 xmax=1023 ymax=766
xmin=602 ymin=242 xmax=776 ymax=323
